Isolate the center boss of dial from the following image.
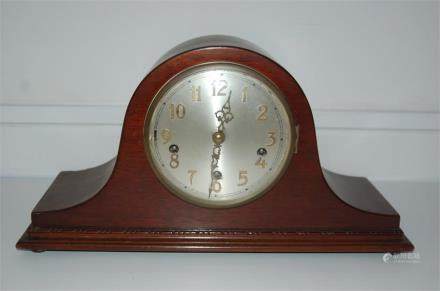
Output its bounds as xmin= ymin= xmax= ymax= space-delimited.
xmin=212 ymin=132 xmax=225 ymax=145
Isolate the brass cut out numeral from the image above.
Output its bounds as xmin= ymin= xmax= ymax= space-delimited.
xmin=192 ymin=85 xmax=201 ymax=102
xmin=241 ymin=87 xmax=248 ymax=103
xmin=160 ymin=129 xmax=172 ymax=144
xmin=237 ymin=170 xmax=248 ymax=186
xmin=211 ymin=180 xmax=222 ymax=193
xmin=255 ymin=157 xmax=267 ymax=168
xmin=169 ymin=103 xmax=185 ymax=119
xmin=188 ymin=170 xmax=197 ymax=185
xmin=212 ymin=80 xmax=228 ymax=96
xmin=257 ymin=104 xmax=268 ymax=120
xmin=266 ymin=131 xmax=276 ymax=146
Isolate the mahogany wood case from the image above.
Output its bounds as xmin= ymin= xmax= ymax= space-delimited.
xmin=16 ymin=36 xmax=414 ymax=253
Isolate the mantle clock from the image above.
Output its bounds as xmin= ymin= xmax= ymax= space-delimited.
xmin=17 ymin=35 xmax=414 ymax=253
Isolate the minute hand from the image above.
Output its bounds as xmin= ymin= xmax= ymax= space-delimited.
xmin=208 ymin=91 xmax=233 ymax=197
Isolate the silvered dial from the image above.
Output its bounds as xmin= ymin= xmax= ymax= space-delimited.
xmin=144 ymin=63 xmax=294 ymax=207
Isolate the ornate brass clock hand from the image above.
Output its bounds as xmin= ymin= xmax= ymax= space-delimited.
xmin=215 ymin=90 xmax=234 ymax=132
xmin=209 ymin=91 xmax=233 ymax=197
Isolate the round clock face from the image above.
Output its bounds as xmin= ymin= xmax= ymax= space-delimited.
xmin=144 ymin=63 xmax=295 ymax=207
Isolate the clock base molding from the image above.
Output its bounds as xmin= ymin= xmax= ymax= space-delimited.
xmin=17 ymin=225 xmax=413 ymax=253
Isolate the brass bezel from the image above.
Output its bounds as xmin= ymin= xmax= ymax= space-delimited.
xmin=143 ymin=62 xmax=297 ymax=208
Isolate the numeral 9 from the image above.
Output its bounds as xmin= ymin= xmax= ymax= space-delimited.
xmin=160 ymin=129 xmax=172 ymax=144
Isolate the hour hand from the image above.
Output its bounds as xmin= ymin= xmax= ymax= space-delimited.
xmin=215 ymin=91 xmax=233 ymax=126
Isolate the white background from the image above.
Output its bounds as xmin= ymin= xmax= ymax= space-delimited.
xmin=1 ymin=0 xmax=438 ymax=180
xmin=1 ymin=1 xmax=439 ymax=290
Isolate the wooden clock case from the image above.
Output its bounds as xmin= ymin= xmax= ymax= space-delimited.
xmin=17 ymin=35 xmax=414 ymax=253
